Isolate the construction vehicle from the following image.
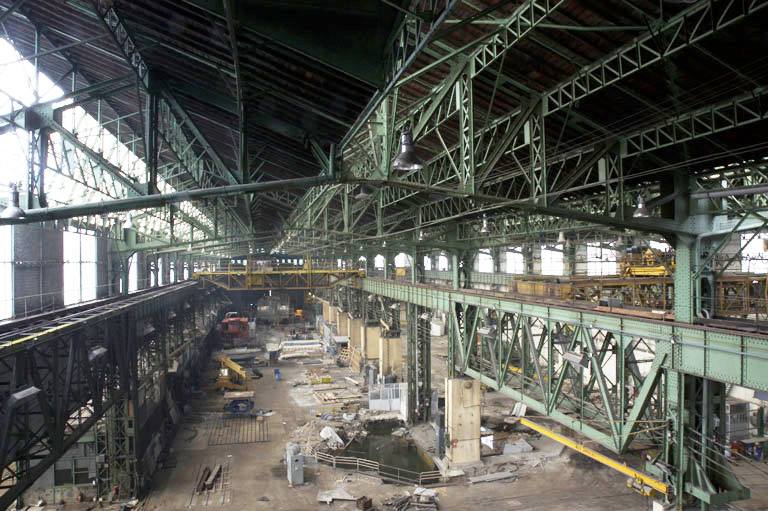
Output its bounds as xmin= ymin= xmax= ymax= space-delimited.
xmin=221 ymin=311 xmax=248 ymax=338
xmin=223 ymin=391 xmax=255 ymax=416
xmin=214 ymin=355 xmax=250 ymax=391
xmin=620 ymin=247 xmax=675 ymax=277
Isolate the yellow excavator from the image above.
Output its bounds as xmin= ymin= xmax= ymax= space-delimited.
xmin=214 ymin=355 xmax=250 ymax=391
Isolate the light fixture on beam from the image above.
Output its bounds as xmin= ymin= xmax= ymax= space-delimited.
xmin=418 ymin=230 xmax=424 ymax=241
xmin=88 ymin=346 xmax=108 ymax=362
xmin=393 ymin=126 xmax=423 ymax=171
xmin=123 ymin=214 xmax=134 ymax=230
xmin=563 ymin=350 xmax=589 ymax=369
xmin=382 ymin=240 xmax=387 ymax=248
xmin=633 ymin=195 xmax=650 ymax=218
xmin=355 ymin=185 xmax=372 ymax=200
xmin=477 ymin=326 xmax=496 ymax=339
xmin=480 ymin=214 xmax=489 ymax=234
xmin=1 ymin=183 xmax=26 ymax=219
xmin=9 ymin=386 xmax=41 ymax=408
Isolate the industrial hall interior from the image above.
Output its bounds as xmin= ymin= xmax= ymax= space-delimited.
xmin=3 ymin=0 xmax=768 ymax=510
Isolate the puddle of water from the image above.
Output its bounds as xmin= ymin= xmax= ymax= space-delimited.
xmin=342 ymin=421 xmax=435 ymax=475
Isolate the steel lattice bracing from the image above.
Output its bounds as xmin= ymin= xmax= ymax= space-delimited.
xmin=0 ymin=283 xmax=222 ymax=508
xmin=193 ymin=267 xmax=363 ymax=291
xmin=406 ymin=304 xmax=432 ymax=424
xmin=338 ymin=276 xmax=768 ymax=505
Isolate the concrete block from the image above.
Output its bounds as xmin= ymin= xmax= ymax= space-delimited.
xmin=445 ymin=378 xmax=481 ymax=464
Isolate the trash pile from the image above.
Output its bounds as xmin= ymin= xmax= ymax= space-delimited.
xmin=381 ymin=488 xmax=439 ymax=510
xmin=291 ymin=415 xmax=367 ymax=453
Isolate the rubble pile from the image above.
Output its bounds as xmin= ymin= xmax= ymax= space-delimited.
xmin=290 ymin=415 xmax=367 ymax=453
xmin=381 ymin=488 xmax=439 ymax=510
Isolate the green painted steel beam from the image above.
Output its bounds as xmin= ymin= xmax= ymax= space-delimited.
xmin=349 ymin=278 xmax=768 ymax=392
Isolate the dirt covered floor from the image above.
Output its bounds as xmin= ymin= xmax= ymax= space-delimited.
xmin=139 ymin=327 xmax=768 ymax=511
xmin=138 ymin=326 xmax=658 ymax=511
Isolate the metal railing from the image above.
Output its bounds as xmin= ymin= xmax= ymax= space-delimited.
xmin=306 ymin=448 xmax=441 ymax=486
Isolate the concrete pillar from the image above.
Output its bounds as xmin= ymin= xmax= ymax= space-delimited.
xmin=322 ymin=300 xmax=330 ymax=322
xmin=379 ymin=337 xmax=403 ymax=377
xmin=338 ymin=311 xmax=350 ymax=337
xmin=350 ymin=318 xmax=363 ymax=349
xmin=445 ymin=378 xmax=481 ymax=464
xmin=329 ymin=305 xmax=338 ymax=325
xmin=362 ymin=325 xmax=381 ymax=361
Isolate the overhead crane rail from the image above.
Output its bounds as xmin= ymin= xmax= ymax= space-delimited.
xmin=418 ymin=270 xmax=768 ymax=324
xmin=193 ymin=264 xmax=363 ymax=291
xmin=0 ymin=282 xmax=198 ymax=350
xmin=350 ymin=277 xmax=768 ymax=392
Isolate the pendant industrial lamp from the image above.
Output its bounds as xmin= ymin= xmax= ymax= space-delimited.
xmin=393 ymin=126 xmax=423 ymax=171
xmin=1 ymin=183 xmax=25 ymax=219
xmin=480 ymin=214 xmax=489 ymax=233
xmin=123 ymin=213 xmax=134 ymax=230
xmin=355 ymin=185 xmax=372 ymax=200
xmin=633 ymin=195 xmax=650 ymax=218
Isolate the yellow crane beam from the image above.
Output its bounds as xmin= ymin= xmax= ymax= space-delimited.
xmin=520 ymin=418 xmax=668 ymax=496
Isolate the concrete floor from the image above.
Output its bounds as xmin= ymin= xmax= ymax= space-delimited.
xmin=139 ymin=329 xmax=767 ymax=511
xmin=141 ymin=355 xmax=649 ymax=510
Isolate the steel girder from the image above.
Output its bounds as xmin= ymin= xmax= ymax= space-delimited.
xmin=339 ymin=0 xmax=459 ymax=151
xmin=545 ymin=0 xmax=768 ymax=114
xmin=351 ymin=278 xmax=768 ymax=393
xmin=397 ymin=0 xmax=564 ymax=88
xmin=341 ymin=0 xmax=566 ymax=207
xmin=346 ymin=277 xmax=758 ymax=505
xmin=284 ymin=0 xmax=768 ymax=253
xmin=0 ymin=283 xmax=219 ymax=508
xmin=88 ymin=0 xmax=249 ymax=233
xmin=407 ymin=304 xmax=431 ymax=423
xmin=193 ymin=268 xmax=363 ymax=291
xmin=694 ymin=161 xmax=768 ymax=214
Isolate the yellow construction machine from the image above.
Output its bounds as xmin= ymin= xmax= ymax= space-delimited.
xmin=214 ymin=355 xmax=250 ymax=391
xmin=620 ymin=248 xmax=675 ymax=277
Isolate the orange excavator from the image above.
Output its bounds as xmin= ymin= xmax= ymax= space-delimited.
xmin=221 ymin=311 xmax=248 ymax=338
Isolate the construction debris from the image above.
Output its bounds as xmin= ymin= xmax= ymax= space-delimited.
xmin=381 ymin=489 xmax=439 ymax=510
xmin=317 ymin=487 xmax=357 ymax=504
xmin=503 ymin=438 xmax=533 ymax=455
xmin=204 ymin=464 xmax=222 ymax=490
xmin=356 ymin=496 xmax=373 ymax=510
xmin=381 ymin=494 xmax=412 ymax=511
xmin=468 ymin=471 xmax=517 ymax=484
xmin=320 ymin=426 xmax=344 ymax=449
xmin=196 ymin=467 xmax=211 ymax=493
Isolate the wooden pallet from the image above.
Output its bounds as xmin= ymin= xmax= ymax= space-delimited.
xmin=313 ymin=391 xmax=361 ymax=404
